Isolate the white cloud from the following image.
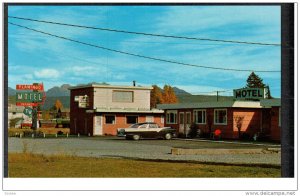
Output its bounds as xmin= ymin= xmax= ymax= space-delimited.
xmin=34 ymin=69 xmax=60 ymax=79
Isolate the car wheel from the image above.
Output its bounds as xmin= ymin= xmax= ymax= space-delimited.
xmin=165 ymin=133 xmax=172 ymax=140
xmin=132 ymin=134 xmax=140 ymax=141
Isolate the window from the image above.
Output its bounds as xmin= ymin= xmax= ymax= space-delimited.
xmin=146 ymin=116 xmax=154 ymax=122
xmin=105 ymin=115 xmax=115 ymax=124
xmin=214 ymin=109 xmax=227 ymax=125
xmin=112 ymin=91 xmax=133 ymax=102
xmin=166 ymin=110 xmax=177 ymax=124
xmin=139 ymin=124 xmax=148 ymax=128
xmin=194 ymin=110 xmax=206 ymax=124
xmin=126 ymin=115 xmax=138 ymax=124
xmin=149 ymin=123 xmax=159 ymax=128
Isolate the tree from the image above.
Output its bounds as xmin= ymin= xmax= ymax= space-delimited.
xmin=54 ymin=99 xmax=63 ymax=111
xmin=234 ymin=116 xmax=244 ymax=139
xmin=245 ymin=72 xmax=272 ymax=99
xmin=162 ymin=85 xmax=178 ymax=104
xmin=246 ymin=72 xmax=266 ymax=88
xmin=150 ymin=85 xmax=163 ymax=108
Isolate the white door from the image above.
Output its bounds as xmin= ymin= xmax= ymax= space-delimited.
xmin=185 ymin=112 xmax=191 ymax=136
xmin=179 ymin=112 xmax=184 ymax=134
xmin=94 ymin=115 xmax=103 ymax=135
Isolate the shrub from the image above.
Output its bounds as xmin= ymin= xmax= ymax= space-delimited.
xmin=188 ymin=123 xmax=198 ymax=138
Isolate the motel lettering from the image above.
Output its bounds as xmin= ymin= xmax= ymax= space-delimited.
xmin=16 ymin=92 xmax=43 ymax=103
xmin=234 ymin=88 xmax=266 ymax=100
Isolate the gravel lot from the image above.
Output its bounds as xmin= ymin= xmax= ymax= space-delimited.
xmin=8 ymin=137 xmax=281 ymax=166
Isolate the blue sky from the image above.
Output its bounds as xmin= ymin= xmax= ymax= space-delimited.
xmin=8 ymin=5 xmax=281 ymax=97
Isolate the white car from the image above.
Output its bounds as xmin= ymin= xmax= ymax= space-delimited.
xmin=117 ymin=122 xmax=176 ymax=140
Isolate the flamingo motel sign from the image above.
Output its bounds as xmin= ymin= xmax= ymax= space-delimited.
xmin=16 ymin=83 xmax=45 ymax=106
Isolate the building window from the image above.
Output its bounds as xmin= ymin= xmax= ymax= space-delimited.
xmin=194 ymin=109 xmax=206 ymax=124
xmin=146 ymin=116 xmax=154 ymax=122
xmin=166 ymin=110 xmax=177 ymax=124
xmin=214 ymin=109 xmax=227 ymax=125
xmin=126 ymin=115 xmax=138 ymax=124
xmin=112 ymin=91 xmax=133 ymax=102
xmin=105 ymin=115 xmax=116 ymax=124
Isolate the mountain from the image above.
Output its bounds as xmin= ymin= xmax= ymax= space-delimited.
xmin=173 ymin=87 xmax=191 ymax=96
xmin=41 ymin=96 xmax=70 ymax=110
xmin=46 ymin=84 xmax=71 ymax=97
xmin=8 ymin=87 xmax=16 ymax=96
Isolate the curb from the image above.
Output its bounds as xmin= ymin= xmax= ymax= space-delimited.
xmin=171 ymin=148 xmax=281 ymax=155
xmin=173 ymin=138 xmax=281 ymax=147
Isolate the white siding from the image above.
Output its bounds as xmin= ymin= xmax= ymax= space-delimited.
xmin=93 ymin=87 xmax=151 ymax=109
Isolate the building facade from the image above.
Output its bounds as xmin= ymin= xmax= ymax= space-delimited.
xmin=69 ymin=84 xmax=164 ymax=136
xmin=158 ymin=99 xmax=281 ymax=141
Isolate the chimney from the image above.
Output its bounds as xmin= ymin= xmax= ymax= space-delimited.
xmin=133 ymin=80 xmax=136 ymax=87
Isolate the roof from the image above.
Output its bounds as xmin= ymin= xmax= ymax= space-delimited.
xmin=157 ymin=100 xmax=264 ymax=110
xmin=92 ymin=107 xmax=164 ymax=114
xmin=68 ymin=84 xmax=153 ymax=91
xmin=260 ymin=99 xmax=281 ymax=107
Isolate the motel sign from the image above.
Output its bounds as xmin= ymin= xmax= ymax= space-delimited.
xmin=16 ymin=92 xmax=43 ymax=103
xmin=233 ymin=88 xmax=268 ymax=100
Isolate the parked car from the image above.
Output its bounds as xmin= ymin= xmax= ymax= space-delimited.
xmin=117 ymin=122 xmax=176 ymax=140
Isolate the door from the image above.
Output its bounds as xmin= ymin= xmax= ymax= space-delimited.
xmin=94 ymin=115 xmax=103 ymax=135
xmin=179 ymin=112 xmax=185 ymax=134
xmin=185 ymin=112 xmax=191 ymax=136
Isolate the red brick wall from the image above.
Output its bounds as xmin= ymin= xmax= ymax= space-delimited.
xmin=270 ymin=107 xmax=281 ymax=141
xmin=101 ymin=113 xmax=164 ymax=135
xmin=70 ymin=88 xmax=94 ymax=135
xmin=232 ymin=109 xmax=261 ymax=139
xmin=164 ymin=108 xmax=264 ymax=139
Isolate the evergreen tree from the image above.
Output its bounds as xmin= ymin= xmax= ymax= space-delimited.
xmin=246 ymin=72 xmax=266 ymax=88
xmin=150 ymin=85 xmax=163 ymax=108
xmin=245 ymin=72 xmax=272 ymax=99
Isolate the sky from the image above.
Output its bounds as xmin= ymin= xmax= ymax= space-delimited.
xmin=7 ymin=5 xmax=281 ymax=97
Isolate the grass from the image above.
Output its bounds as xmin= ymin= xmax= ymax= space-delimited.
xmin=8 ymin=153 xmax=280 ymax=178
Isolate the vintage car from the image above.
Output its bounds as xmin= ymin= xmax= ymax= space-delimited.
xmin=117 ymin=122 xmax=176 ymax=140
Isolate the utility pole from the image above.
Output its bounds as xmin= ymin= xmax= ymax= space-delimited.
xmin=215 ymin=90 xmax=226 ymax=102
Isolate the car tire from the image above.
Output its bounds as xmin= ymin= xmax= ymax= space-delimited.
xmin=165 ymin=133 xmax=172 ymax=140
xmin=132 ymin=134 xmax=140 ymax=141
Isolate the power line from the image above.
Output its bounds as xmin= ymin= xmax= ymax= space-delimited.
xmin=8 ymin=22 xmax=281 ymax=73
xmin=9 ymin=15 xmax=281 ymax=47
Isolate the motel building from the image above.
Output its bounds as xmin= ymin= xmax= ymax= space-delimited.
xmin=157 ymin=88 xmax=281 ymax=142
xmin=69 ymin=83 xmax=164 ymax=136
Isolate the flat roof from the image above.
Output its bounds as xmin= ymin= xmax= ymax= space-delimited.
xmin=68 ymin=84 xmax=153 ymax=90
xmin=157 ymin=100 xmax=266 ymax=110
xmin=260 ymin=98 xmax=281 ymax=107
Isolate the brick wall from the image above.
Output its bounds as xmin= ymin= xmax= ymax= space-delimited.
xmin=70 ymin=88 xmax=94 ymax=135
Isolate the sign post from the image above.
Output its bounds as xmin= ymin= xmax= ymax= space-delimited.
xmin=16 ymin=83 xmax=45 ymax=134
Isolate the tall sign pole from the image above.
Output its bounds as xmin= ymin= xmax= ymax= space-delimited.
xmin=16 ymin=83 xmax=45 ymax=135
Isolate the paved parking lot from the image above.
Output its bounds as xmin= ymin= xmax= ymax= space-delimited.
xmin=8 ymin=136 xmax=281 ymax=166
